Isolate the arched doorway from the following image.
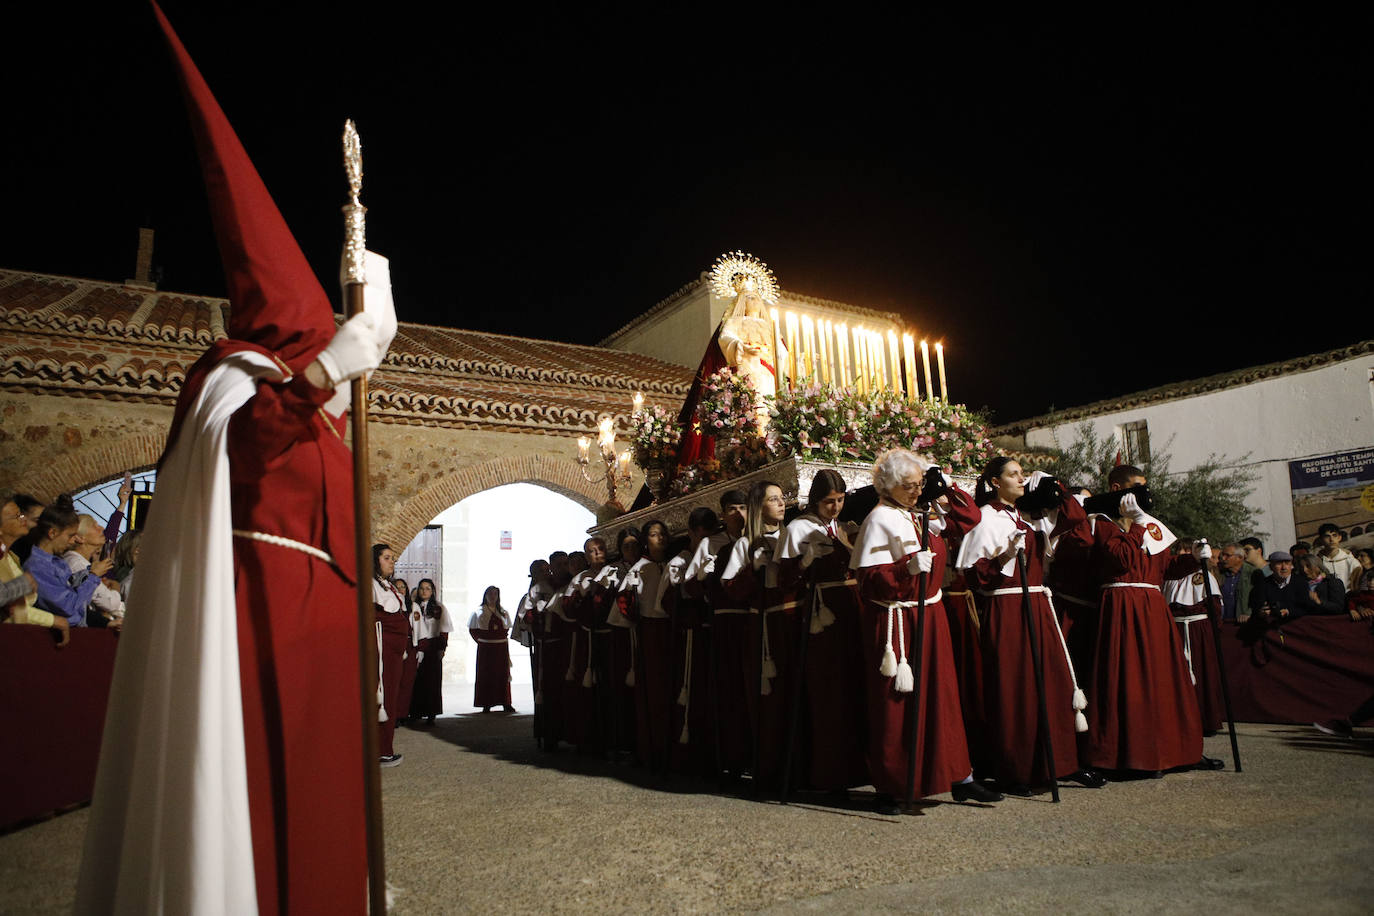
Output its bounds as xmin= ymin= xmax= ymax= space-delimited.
xmin=396 ymin=482 xmax=595 ymax=715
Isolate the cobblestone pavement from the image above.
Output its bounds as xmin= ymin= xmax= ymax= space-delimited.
xmin=4 ymin=713 xmax=1371 ymax=913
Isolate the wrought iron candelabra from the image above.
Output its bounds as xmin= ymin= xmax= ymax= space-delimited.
xmin=578 ymin=416 xmax=633 ymax=510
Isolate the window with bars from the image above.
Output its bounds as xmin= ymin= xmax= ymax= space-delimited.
xmin=1118 ymin=420 xmax=1150 ymax=466
xmin=72 ymin=469 xmax=158 ymax=539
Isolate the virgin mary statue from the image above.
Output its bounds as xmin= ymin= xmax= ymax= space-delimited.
xmin=671 ymin=252 xmax=785 ymax=469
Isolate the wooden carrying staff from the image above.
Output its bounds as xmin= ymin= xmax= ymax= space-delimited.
xmin=341 ymin=119 xmax=387 ymax=915
xmin=1197 ymin=540 xmax=1242 ymax=772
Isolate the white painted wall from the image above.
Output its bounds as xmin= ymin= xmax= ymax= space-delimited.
xmin=1023 ymin=353 xmax=1374 ymax=550
xmin=424 ymin=483 xmax=595 ymax=705
xmin=604 ymin=286 xmax=714 ymax=368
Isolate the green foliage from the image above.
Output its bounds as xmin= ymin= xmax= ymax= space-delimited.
xmin=1045 ymin=422 xmax=1264 ymax=544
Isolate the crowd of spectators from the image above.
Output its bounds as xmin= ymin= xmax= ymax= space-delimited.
xmin=1 ymin=478 xmax=140 ymax=647
xmin=1212 ymin=524 xmax=1372 ymax=623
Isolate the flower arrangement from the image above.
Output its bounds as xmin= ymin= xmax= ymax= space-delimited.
xmin=768 ymin=383 xmax=995 ymax=476
xmin=666 ymin=458 xmax=726 ymax=500
xmin=628 ymin=403 xmax=682 ymax=469
xmin=695 ymin=367 xmax=761 ymax=446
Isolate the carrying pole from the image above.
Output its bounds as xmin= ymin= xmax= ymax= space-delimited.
xmin=341 ymin=119 xmax=387 ymax=915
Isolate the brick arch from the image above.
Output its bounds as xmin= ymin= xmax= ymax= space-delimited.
xmin=379 ymin=453 xmax=633 ymax=548
xmin=26 ymin=431 xmax=167 ymax=501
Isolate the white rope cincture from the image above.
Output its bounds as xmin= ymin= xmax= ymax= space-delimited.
xmin=231 ymin=528 xmax=332 ymax=564
xmin=1101 ymin=581 xmax=1161 ymax=592
xmin=979 ymin=585 xmax=1089 ymax=732
xmin=565 ymin=630 xmax=579 ymax=683
xmin=877 ymin=594 xmax=941 ymax=694
xmin=811 ymin=579 xmax=851 ymax=633
xmin=1173 ymin=613 xmax=1209 ymax=685
xmin=375 ymin=620 xmax=387 ymax=723
xmin=580 ymin=626 xmax=596 ymax=688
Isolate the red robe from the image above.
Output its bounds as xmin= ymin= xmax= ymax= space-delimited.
xmin=963 ymin=499 xmax=1085 ymax=785
xmin=619 ymin=557 xmax=675 ymax=770
xmin=705 ymin=536 xmax=756 ymax=775
xmin=470 ymin=610 xmax=512 ymax=708
xmin=227 ymin=370 xmax=367 ymax=915
xmin=1169 ymin=592 xmax=1226 ymax=735
xmin=852 ymin=495 xmax=981 ymax=799
xmin=1083 ymin=522 xmax=1203 ymax=771
xmin=776 ymin=523 xmax=868 ymax=791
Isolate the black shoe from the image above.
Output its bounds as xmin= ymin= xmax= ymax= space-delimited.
xmin=503 ymin=705 xmax=516 ymax=713
xmin=481 ymin=707 xmax=492 ymax=714
xmin=874 ymin=793 xmax=901 ymax=815
xmin=1068 ymin=769 xmax=1108 ymax=788
xmin=1192 ymin=755 xmax=1226 ymax=771
xmin=426 ymin=715 xmax=436 ymax=727
xmin=951 ymin=781 xmax=1003 ymax=803
xmin=379 ymin=754 xmax=403 ymax=768
xmin=1002 ymin=783 xmax=1034 ymax=797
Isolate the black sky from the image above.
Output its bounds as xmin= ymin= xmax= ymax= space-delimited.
xmin=4 ymin=4 xmax=1367 ymax=423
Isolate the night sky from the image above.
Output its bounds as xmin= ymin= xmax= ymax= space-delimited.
xmin=5 ymin=4 xmax=1367 ymax=423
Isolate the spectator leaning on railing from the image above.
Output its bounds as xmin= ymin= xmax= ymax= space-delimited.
xmin=22 ymin=495 xmax=112 ymax=627
xmin=1315 ymin=524 xmax=1361 ymax=592
xmin=1 ymin=493 xmax=71 ymax=645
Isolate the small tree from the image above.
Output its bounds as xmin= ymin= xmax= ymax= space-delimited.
xmin=1046 ymin=422 xmax=1264 ymax=544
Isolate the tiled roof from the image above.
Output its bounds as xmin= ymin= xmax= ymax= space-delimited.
xmin=0 ymin=268 xmax=693 ymax=432
xmin=993 ymin=339 xmax=1374 ymax=436
xmin=595 ymin=274 xmax=909 ymax=348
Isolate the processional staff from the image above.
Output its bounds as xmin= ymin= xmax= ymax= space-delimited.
xmin=341 ymin=119 xmax=388 ymax=916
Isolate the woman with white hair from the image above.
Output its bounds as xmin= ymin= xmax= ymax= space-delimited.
xmin=850 ymin=449 xmax=998 ymax=814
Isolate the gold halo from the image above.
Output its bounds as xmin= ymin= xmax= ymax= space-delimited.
xmin=709 ymin=251 xmax=779 ymax=304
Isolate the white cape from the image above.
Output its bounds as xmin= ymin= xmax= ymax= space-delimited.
xmin=850 ymin=503 xmax=922 ymax=570
xmin=76 ymin=351 xmax=281 ymax=915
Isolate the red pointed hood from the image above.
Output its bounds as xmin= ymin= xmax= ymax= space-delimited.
xmin=152 ymin=2 xmax=336 ymax=371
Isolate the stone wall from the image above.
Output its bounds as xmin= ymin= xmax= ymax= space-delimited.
xmin=0 ymin=391 xmax=637 ymax=549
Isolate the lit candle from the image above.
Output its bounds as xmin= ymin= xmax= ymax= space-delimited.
xmin=785 ymin=312 xmax=799 ymax=385
xmin=802 ymin=315 xmax=816 ymax=381
xmin=887 ymin=331 xmax=900 ymax=395
xmin=836 ymin=323 xmax=849 ymax=388
xmin=578 ymin=436 xmax=590 ymax=461
xmin=852 ymin=326 xmax=866 ymax=395
xmin=770 ymin=307 xmax=787 ymax=392
xmin=820 ymin=319 xmax=833 ymax=385
xmin=618 ymin=450 xmax=631 ymax=476
xmin=632 ymin=391 xmax=644 ymax=413
xmin=921 ymin=340 xmax=934 ymax=403
xmin=936 ymin=342 xmax=948 ymax=402
xmin=598 ymin=416 xmax=614 ymax=449
xmin=903 ymin=333 xmax=918 ymax=400
xmin=872 ymin=331 xmax=887 ymax=391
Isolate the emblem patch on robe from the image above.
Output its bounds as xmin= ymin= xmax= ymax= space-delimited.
xmin=1146 ymin=522 xmax=1163 ymax=540
xmin=1192 ymin=572 xmax=1205 ymax=585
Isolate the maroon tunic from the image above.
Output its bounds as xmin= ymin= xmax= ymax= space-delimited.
xmin=1083 ymin=522 xmax=1203 ymax=771
xmin=722 ymin=532 xmax=800 ymax=785
xmin=666 ymin=568 xmax=716 ymax=776
xmin=1045 ymin=513 xmax=1103 ymax=686
xmin=620 ymin=560 xmax=675 ymax=770
xmin=224 ymin=372 xmax=367 ymax=915
xmin=964 ymin=499 xmax=1084 ymax=785
xmin=853 ymin=495 xmax=981 ymax=799
xmin=394 ymin=602 xmax=421 ymax=721
xmin=777 ymin=532 xmax=868 ymax=791
xmin=470 ymin=611 xmax=512 ymax=709
xmin=409 ymin=634 xmax=447 ymax=719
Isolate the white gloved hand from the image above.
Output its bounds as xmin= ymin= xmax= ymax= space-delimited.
xmin=316 ymin=312 xmax=382 ymax=386
xmin=360 ymin=251 xmax=397 ymax=356
xmin=322 ymin=380 xmax=351 ymax=418
xmin=1193 ymin=539 xmax=1212 ymax=561
xmin=695 ymin=557 xmax=715 ymax=581
xmin=1006 ymin=528 xmax=1029 ymax=557
xmin=1119 ymin=493 xmax=1147 ymax=522
xmin=941 ymin=472 xmax=954 ymax=487
xmin=906 ymin=549 xmax=934 ymax=576
xmin=752 ymin=546 xmax=770 ymax=570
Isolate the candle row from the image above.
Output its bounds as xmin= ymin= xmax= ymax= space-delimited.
xmin=768 ymin=309 xmax=948 ymax=402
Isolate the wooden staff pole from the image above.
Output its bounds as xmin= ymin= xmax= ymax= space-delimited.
xmin=341 ymin=120 xmax=387 ymax=915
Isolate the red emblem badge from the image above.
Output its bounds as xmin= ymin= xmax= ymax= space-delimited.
xmin=1192 ymin=572 xmax=1204 ymax=585
xmin=1146 ymin=522 xmax=1162 ymax=540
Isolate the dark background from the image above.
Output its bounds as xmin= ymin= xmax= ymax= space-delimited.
xmin=4 ymin=4 xmax=1367 ymax=422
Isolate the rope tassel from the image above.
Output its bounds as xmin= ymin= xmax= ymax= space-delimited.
xmin=879 ymin=607 xmax=898 ymax=677
xmin=893 ymin=607 xmax=914 ymax=694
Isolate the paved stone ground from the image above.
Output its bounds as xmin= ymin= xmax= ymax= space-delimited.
xmin=4 ymin=707 xmax=1371 ymax=914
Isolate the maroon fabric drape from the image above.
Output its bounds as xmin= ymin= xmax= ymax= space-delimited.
xmin=0 ymin=628 xmax=117 ymax=828
xmin=1219 ymin=617 xmax=1374 ymax=724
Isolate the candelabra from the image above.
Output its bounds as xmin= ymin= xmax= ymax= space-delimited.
xmin=578 ymin=416 xmax=633 ymax=510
